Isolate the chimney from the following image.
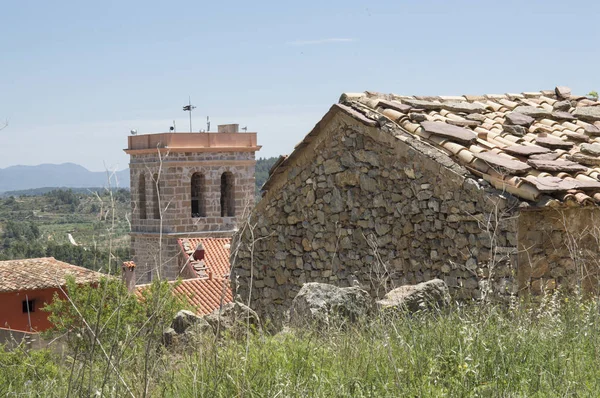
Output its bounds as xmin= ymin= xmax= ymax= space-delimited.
xmin=207 ymin=270 xmax=213 ymax=281
xmin=121 ymin=262 xmax=136 ymax=292
xmin=217 ymin=124 xmax=239 ymax=133
xmin=193 ymin=243 xmax=205 ymax=261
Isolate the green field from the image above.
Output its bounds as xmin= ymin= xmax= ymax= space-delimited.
xmin=0 ymin=188 xmax=131 ymax=272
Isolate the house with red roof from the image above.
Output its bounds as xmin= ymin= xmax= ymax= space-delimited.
xmin=132 ymin=237 xmax=233 ymax=315
xmin=0 ymin=257 xmax=105 ymax=332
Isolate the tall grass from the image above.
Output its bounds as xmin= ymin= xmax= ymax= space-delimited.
xmin=3 ymin=292 xmax=600 ymax=397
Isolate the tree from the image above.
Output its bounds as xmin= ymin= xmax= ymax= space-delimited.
xmin=589 ymin=91 xmax=599 ymax=100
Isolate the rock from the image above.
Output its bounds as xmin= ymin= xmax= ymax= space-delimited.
xmin=551 ymin=111 xmax=576 ymax=121
xmin=204 ymin=301 xmax=261 ymax=338
xmin=581 ymin=122 xmax=600 ymax=135
xmin=409 ymin=112 xmax=427 ymax=122
xmin=527 ymin=159 xmax=587 ymax=172
xmin=555 ymin=86 xmax=572 ymax=99
xmin=573 ymin=106 xmax=600 ymax=122
xmin=323 ymin=159 xmax=343 ymax=174
xmin=420 ymin=121 xmax=477 ymax=145
xmin=376 ymin=279 xmax=451 ymax=313
xmin=580 ymin=143 xmax=600 ymax=156
xmin=181 ymin=321 xmax=215 ymax=345
xmin=502 ymin=145 xmax=550 ymax=157
xmin=401 ymin=98 xmax=443 ymax=110
xmin=512 ymin=106 xmax=551 ymax=119
xmin=465 ymin=113 xmax=487 ymax=122
xmin=172 ymin=310 xmax=204 ymax=334
xmin=529 ymin=152 xmax=561 ymax=161
xmin=473 ymin=151 xmax=531 ymax=175
xmin=503 ymin=125 xmax=528 ymax=136
xmin=567 ymin=153 xmax=600 ymax=166
xmin=446 ymin=119 xmax=481 ymax=127
xmin=441 ymin=101 xmax=487 ymax=114
xmin=377 ymin=100 xmax=412 ymax=113
xmin=505 ymin=112 xmax=535 ymax=126
xmin=535 ymin=135 xmax=574 ymax=150
xmin=162 ymin=327 xmax=178 ymax=347
xmin=553 ymin=100 xmax=571 ymax=112
xmin=289 ymin=283 xmax=372 ymax=328
xmin=563 ymin=131 xmax=590 ymax=142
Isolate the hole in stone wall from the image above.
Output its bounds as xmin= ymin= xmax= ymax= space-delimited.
xmin=191 ymin=172 xmax=206 ymax=217
xmin=220 ymin=172 xmax=235 ymax=217
xmin=138 ymin=174 xmax=147 ymax=220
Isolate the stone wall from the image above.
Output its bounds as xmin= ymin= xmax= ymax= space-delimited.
xmin=232 ymin=111 xmax=520 ymax=324
xmin=129 ymin=150 xmax=256 ymax=281
xmin=130 ymin=151 xmax=256 ymax=234
xmin=517 ymin=208 xmax=600 ymax=295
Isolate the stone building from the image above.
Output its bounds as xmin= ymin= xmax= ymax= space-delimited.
xmin=232 ymin=87 xmax=600 ymax=323
xmin=125 ymin=124 xmax=260 ymax=283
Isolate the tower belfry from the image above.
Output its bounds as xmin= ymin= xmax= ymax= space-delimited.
xmin=124 ymin=124 xmax=260 ymax=283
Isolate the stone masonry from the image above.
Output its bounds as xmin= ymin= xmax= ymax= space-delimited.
xmin=232 ymin=110 xmax=519 ymax=324
xmin=233 ymin=99 xmax=600 ymax=326
xmin=126 ymin=129 xmax=260 ymax=283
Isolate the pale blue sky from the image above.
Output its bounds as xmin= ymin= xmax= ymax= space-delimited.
xmin=1 ymin=0 xmax=599 ymax=171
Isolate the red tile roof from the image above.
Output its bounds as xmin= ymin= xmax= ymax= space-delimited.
xmin=177 ymin=237 xmax=232 ymax=279
xmin=135 ymin=277 xmax=232 ymax=316
xmin=0 ymin=257 xmax=105 ymax=293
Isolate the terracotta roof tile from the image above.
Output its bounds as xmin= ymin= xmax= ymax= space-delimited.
xmin=0 ymin=257 xmax=105 ymax=293
xmin=177 ymin=237 xmax=231 ymax=279
xmin=135 ymin=277 xmax=232 ymax=316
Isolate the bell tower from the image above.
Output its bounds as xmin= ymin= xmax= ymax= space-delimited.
xmin=125 ymin=124 xmax=260 ymax=283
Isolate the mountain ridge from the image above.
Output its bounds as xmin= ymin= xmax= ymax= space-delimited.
xmin=0 ymin=163 xmax=130 ymax=193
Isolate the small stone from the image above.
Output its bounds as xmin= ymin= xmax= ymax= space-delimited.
xmin=409 ymin=112 xmax=428 ymax=122
xmin=553 ymin=100 xmax=571 ymax=112
xmin=323 ymin=159 xmax=343 ymax=174
xmin=551 ymin=111 xmax=576 ymax=121
xmin=512 ymin=106 xmax=551 ymax=119
xmin=465 ymin=113 xmax=487 ymax=122
xmin=555 ymin=86 xmax=572 ymax=99
xmin=567 ymin=153 xmax=600 ymax=166
xmin=580 ymin=143 xmax=600 ymax=156
xmin=441 ymin=101 xmax=487 ymax=114
xmin=505 ymin=112 xmax=535 ymax=126
xmin=503 ymin=125 xmax=528 ymax=136
xmin=581 ymin=122 xmax=600 ymax=135
xmin=573 ymin=106 xmax=600 ymax=122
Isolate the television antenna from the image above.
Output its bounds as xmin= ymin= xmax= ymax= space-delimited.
xmin=182 ymin=97 xmax=196 ymax=133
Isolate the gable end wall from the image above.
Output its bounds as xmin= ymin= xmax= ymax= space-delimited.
xmin=232 ymin=112 xmax=519 ymax=324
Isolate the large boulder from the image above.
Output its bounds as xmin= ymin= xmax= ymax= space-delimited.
xmin=172 ymin=309 xmax=208 ymax=334
xmin=289 ymin=282 xmax=372 ymax=328
xmin=376 ymin=279 xmax=451 ymax=313
xmin=204 ymin=301 xmax=261 ymax=338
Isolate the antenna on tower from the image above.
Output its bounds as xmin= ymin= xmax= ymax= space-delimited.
xmin=182 ymin=97 xmax=196 ymax=133
xmin=206 ymin=116 xmax=211 ymax=132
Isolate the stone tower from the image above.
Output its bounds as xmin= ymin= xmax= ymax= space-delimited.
xmin=125 ymin=124 xmax=260 ymax=283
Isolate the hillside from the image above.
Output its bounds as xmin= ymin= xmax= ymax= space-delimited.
xmin=0 ymin=163 xmax=129 ymax=193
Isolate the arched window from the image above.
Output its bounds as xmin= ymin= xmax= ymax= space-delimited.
xmin=152 ymin=174 xmax=161 ymax=220
xmin=138 ymin=174 xmax=147 ymax=220
xmin=220 ymin=172 xmax=235 ymax=217
xmin=191 ymin=172 xmax=206 ymax=217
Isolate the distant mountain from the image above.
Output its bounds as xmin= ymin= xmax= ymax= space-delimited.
xmin=0 ymin=163 xmax=130 ymax=193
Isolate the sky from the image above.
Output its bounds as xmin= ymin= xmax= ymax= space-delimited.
xmin=1 ymin=0 xmax=599 ymax=171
